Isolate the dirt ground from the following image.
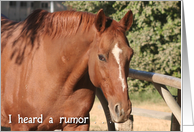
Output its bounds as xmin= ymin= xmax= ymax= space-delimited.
xmin=89 ymin=100 xmax=172 ymax=131
xmin=1 ymin=100 xmax=172 ymax=131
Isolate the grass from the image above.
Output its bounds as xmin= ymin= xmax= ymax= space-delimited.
xmin=129 ymin=86 xmax=178 ymax=105
xmin=95 ymin=85 xmax=178 ymax=105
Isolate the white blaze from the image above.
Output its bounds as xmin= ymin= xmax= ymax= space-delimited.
xmin=112 ymin=43 xmax=126 ymax=92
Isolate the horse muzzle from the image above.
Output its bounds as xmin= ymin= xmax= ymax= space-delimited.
xmin=109 ymin=103 xmax=132 ymax=123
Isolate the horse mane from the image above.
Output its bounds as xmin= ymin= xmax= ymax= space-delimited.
xmin=21 ymin=9 xmax=96 ymax=39
xmin=2 ymin=9 xmax=97 ymax=47
xmin=20 ymin=9 xmax=126 ymax=40
xmin=1 ymin=9 xmax=97 ymax=64
xmin=1 ymin=9 xmax=125 ymax=65
xmin=2 ymin=9 xmax=124 ymax=45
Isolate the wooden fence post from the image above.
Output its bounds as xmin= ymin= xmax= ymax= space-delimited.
xmin=171 ymin=89 xmax=181 ymax=131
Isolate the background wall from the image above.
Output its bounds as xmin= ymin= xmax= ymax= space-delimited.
xmin=1 ymin=1 xmax=67 ymax=21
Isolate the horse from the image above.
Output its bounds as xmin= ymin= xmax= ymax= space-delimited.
xmin=1 ymin=9 xmax=134 ymax=131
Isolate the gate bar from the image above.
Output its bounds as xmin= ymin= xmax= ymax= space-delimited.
xmin=129 ymin=69 xmax=181 ymax=89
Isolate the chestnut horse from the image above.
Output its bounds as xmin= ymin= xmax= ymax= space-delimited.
xmin=1 ymin=9 xmax=134 ymax=131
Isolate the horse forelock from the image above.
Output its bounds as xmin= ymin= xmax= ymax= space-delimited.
xmin=106 ymin=20 xmax=126 ymax=37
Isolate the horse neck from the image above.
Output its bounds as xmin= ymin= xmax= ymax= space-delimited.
xmin=39 ymin=24 xmax=96 ymax=89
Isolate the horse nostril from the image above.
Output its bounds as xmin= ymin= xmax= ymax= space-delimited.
xmin=114 ymin=104 xmax=120 ymax=116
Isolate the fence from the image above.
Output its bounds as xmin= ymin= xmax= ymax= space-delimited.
xmin=96 ymin=68 xmax=181 ymax=131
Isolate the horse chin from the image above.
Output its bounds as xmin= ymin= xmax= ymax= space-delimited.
xmin=110 ymin=113 xmax=129 ymax=123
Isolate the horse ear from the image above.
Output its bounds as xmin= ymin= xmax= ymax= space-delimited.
xmin=95 ymin=9 xmax=106 ymax=32
xmin=119 ymin=10 xmax=133 ymax=31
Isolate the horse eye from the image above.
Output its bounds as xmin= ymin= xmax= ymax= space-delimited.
xmin=98 ymin=54 xmax=106 ymax=61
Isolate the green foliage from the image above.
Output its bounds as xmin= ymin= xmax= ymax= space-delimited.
xmin=129 ymin=85 xmax=178 ymax=103
xmin=63 ymin=1 xmax=181 ymax=93
xmin=129 ymin=89 xmax=164 ymax=104
xmin=63 ymin=1 xmax=116 ymax=16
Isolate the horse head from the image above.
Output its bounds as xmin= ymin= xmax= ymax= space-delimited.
xmin=88 ymin=9 xmax=134 ymax=123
